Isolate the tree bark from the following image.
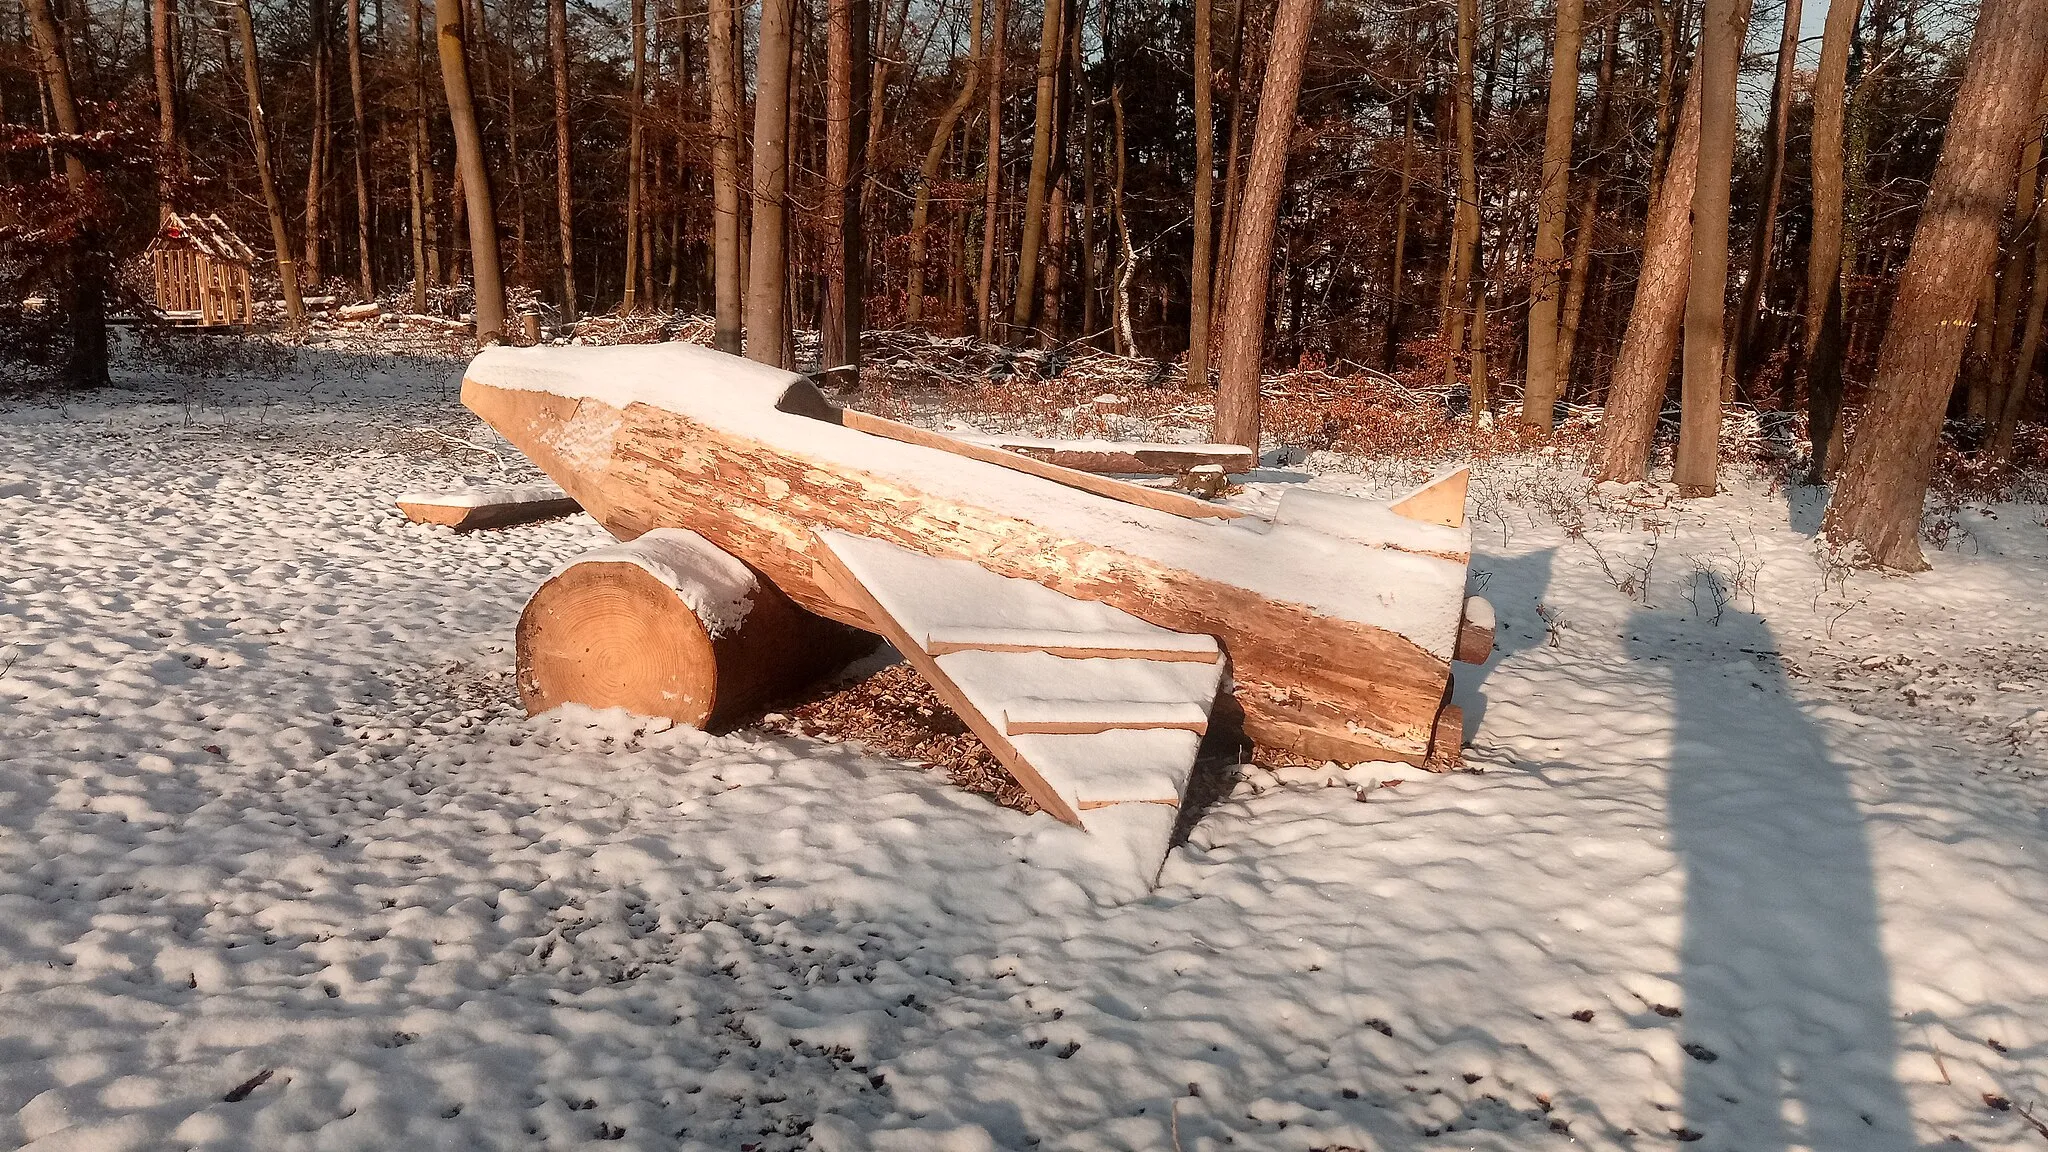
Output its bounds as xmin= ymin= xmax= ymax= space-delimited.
xmin=746 ymin=0 xmax=796 ymax=365
xmin=1520 ymin=0 xmax=1584 ymax=430
xmin=151 ymin=0 xmax=180 ymax=216
xmin=437 ymin=0 xmax=507 ymax=341
xmin=1557 ymin=12 xmax=1618 ymax=387
xmin=706 ymin=0 xmax=741 ymax=349
xmin=1594 ymin=68 xmax=1702 ymax=483
xmin=24 ymin=0 xmax=107 ymax=386
xmin=1821 ymin=0 xmax=2048 ymax=568
xmin=231 ymin=0 xmax=305 ymax=327
xmin=1802 ymin=0 xmax=1864 ymax=476
xmin=1673 ymin=0 xmax=1749 ymax=495
xmin=1990 ymin=68 xmax=2048 ymax=427
xmin=976 ymin=0 xmax=1005 ymax=341
xmin=822 ymin=0 xmax=871 ymax=380
xmin=906 ymin=0 xmax=982 ymax=327
xmin=1187 ymin=0 xmax=1217 ymax=387
xmin=1009 ymin=0 xmax=1064 ymax=336
xmin=1383 ymin=95 xmax=1414 ymax=370
xmin=303 ymin=0 xmax=333 ymax=287
xmin=347 ymin=0 xmax=375 ymax=298
xmin=1211 ymin=0 xmax=1316 ymax=449
xmin=1729 ymin=0 xmax=1800 ymax=393
xmin=549 ymin=0 xmax=577 ymax=324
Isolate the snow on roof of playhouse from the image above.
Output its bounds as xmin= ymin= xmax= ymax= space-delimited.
xmin=466 ymin=341 xmax=1468 ymax=660
xmin=149 ymin=213 xmax=256 ymax=263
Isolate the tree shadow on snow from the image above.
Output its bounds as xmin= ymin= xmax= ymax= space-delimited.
xmin=1454 ymin=547 xmax=1557 ymax=740
xmin=1627 ymin=606 xmax=1914 ymax=1150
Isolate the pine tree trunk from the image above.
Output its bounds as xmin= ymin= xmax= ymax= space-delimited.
xmin=1556 ymin=12 xmax=1617 ymax=386
xmin=1211 ymin=0 xmax=1316 ymax=449
xmin=1010 ymin=0 xmax=1064 ymax=336
xmin=1593 ymin=67 xmax=1702 ymax=483
xmin=1213 ymin=0 xmax=1249 ymax=305
xmin=907 ymin=0 xmax=981 ymax=326
xmin=622 ymin=0 xmax=645 ymax=312
xmin=1729 ymin=0 xmax=1800 ymax=393
xmin=1673 ymin=0 xmax=1749 ymax=496
xmin=347 ymin=0 xmax=375 ymax=297
xmin=746 ymin=0 xmax=796 ymax=365
xmin=822 ymin=0 xmax=870 ymax=379
xmin=303 ymin=0 xmax=332 ymax=287
xmin=151 ymin=0 xmax=179 ymax=215
xmin=549 ymin=0 xmax=577 ymax=323
xmin=1821 ymin=0 xmax=2048 ymax=569
xmin=1438 ymin=0 xmax=1480 ymax=390
xmin=1382 ymin=95 xmax=1413 ymax=370
xmin=976 ymin=0 xmax=1005 ymax=341
xmin=24 ymin=0 xmax=107 ymax=385
xmin=232 ymin=0 xmax=305 ymax=327
xmin=1802 ymin=0 xmax=1864 ymax=476
xmin=1187 ymin=0 xmax=1217 ymax=387
xmin=706 ymin=0 xmax=741 ymax=349
xmin=1520 ymin=0 xmax=1584 ymax=430
xmin=1990 ymin=69 xmax=2048 ymax=422
xmin=437 ymin=0 xmax=507 ymax=340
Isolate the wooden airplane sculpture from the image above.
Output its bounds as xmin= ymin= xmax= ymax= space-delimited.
xmin=461 ymin=342 xmax=1493 ymax=881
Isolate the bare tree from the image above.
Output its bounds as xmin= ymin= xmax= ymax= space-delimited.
xmin=1821 ymin=0 xmax=2048 ymax=569
xmin=151 ymin=0 xmax=180 ymax=217
xmin=1802 ymin=0 xmax=1864 ymax=481
xmin=1728 ymin=0 xmax=1800 ymax=392
xmin=622 ymin=0 xmax=645 ymax=311
xmin=1594 ymin=69 xmax=1701 ymax=483
xmin=1212 ymin=0 xmax=1318 ymax=449
xmin=24 ymin=0 xmax=108 ymax=385
xmin=1187 ymin=0 xmax=1217 ymax=388
xmin=347 ymin=0 xmax=375 ymax=297
xmin=746 ymin=0 xmax=797 ymax=365
xmin=549 ymin=0 xmax=578 ymax=324
xmin=1557 ymin=11 xmax=1618 ymax=385
xmin=1673 ymin=0 xmax=1750 ymax=495
xmin=303 ymin=0 xmax=332 ymax=285
xmin=906 ymin=0 xmax=983 ymax=326
xmin=1996 ymin=78 xmax=2048 ymax=459
xmin=437 ymin=0 xmax=507 ymax=340
xmin=1439 ymin=0 xmax=1481 ymax=391
xmin=976 ymin=0 xmax=1005 ymax=340
xmin=1520 ymin=0 xmax=1585 ymax=430
xmin=231 ymin=0 xmax=306 ymax=327
xmin=1010 ymin=0 xmax=1065 ymax=335
xmin=822 ymin=0 xmax=871 ymax=379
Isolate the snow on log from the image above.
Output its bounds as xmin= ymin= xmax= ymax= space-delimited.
xmin=517 ymin=528 xmax=872 ymax=732
xmin=394 ymin=483 xmax=582 ymax=530
xmin=1455 ymin=596 xmax=1496 ymax=664
xmin=462 ymin=342 xmax=1474 ymax=765
xmin=957 ymin=434 xmax=1258 ymax=475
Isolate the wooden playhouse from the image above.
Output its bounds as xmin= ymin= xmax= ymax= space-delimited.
xmin=147 ymin=213 xmax=255 ymax=327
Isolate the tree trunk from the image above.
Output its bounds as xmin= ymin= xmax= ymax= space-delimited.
xmin=1211 ymin=0 xmax=1316 ymax=449
xmin=822 ymin=0 xmax=871 ymax=380
xmin=303 ymin=0 xmax=332 ymax=287
xmin=1990 ymin=68 xmax=2048 ymax=425
xmin=231 ymin=0 xmax=305 ymax=327
xmin=622 ymin=0 xmax=645 ymax=312
xmin=1673 ymin=0 xmax=1749 ymax=496
xmin=1729 ymin=0 xmax=1800 ymax=393
xmin=1213 ymin=0 xmax=1249 ymax=306
xmin=437 ymin=0 xmax=506 ymax=341
xmin=1593 ymin=68 xmax=1702 ymax=483
xmin=1438 ymin=0 xmax=1480 ymax=390
xmin=1802 ymin=0 xmax=1864 ymax=476
xmin=1520 ymin=0 xmax=1584 ymax=430
xmin=1187 ymin=0 xmax=1217 ymax=386
xmin=1557 ymin=12 xmax=1618 ymax=386
xmin=907 ymin=0 xmax=982 ymax=327
xmin=347 ymin=0 xmax=375 ymax=298
xmin=976 ymin=0 xmax=1005 ymax=341
xmin=549 ymin=0 xmax=577 ymax=324
xmin=24 ymin=0 xmax=107 ymax=386
xmin=151 ymin=0 xmax=179 ymax=215
xmin=707 ymin=0 xmax=741 ymax=349
xmin=1995 ymin=160 xmax=2048 ymax=459
xmin=1821 ymin=0 xmax=2048 ymax=569
xmin=1010 ymin=0 xmax=1064 ymax=336
xmin=746 ymin=0 xmax=796 ymax=365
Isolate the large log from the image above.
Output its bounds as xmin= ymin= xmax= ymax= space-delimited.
xmin=518 ymin=529 xmax=872 ymax=731
xmin=464 ymin=343 xmax=1472 ymax=765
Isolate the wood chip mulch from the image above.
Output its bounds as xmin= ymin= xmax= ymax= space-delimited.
xmin=752 ymin=663 xmax=1041 ymax=815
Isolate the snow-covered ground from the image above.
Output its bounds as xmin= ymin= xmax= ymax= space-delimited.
xmin=3 ymin=353 xmax=2046 ymax=1151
